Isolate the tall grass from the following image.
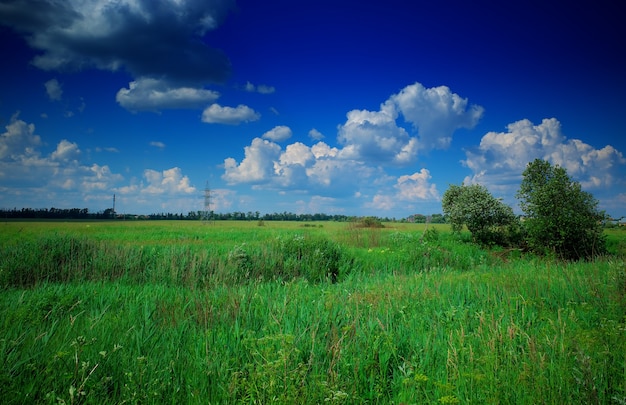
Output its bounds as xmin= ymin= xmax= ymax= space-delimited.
xmin=1 ymin=221 xmax=624 ymax=403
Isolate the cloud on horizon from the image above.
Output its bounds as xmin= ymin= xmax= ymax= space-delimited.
xmin=222 ymin=82 xmax=480 ymax=207
xmin=463 ymin=117 xmax=626 ymax=201
xmin=0 ymin=114 xmax=199 ymax=212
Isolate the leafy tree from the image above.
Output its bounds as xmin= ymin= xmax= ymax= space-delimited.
xmin=516 ymin=159 xmax=606 ymax=260
xmin=442 ymin=183 xmax=519 ymax=245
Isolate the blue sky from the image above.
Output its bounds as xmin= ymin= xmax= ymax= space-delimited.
xmin=1 ymin=0 xmax=625 ymax=218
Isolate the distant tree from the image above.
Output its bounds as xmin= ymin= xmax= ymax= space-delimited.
xmin=516 ymin=159 xmax=606 ymax=260
xmin=442 ymin=183 xmax=519 ymax=245
xmin=430 ymin=213 xmax=446 ymax=224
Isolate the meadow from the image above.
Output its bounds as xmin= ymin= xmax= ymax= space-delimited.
xmin=0 ymin=220 xmax=624 ymax=404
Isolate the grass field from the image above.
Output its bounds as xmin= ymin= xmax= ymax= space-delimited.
xmin=1 ymin=220 xmax=625 ymax=404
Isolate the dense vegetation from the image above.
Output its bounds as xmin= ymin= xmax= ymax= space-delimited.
xmin=443 ymin=160 xmax=608 ymax=261
xmin=1 ymin=220 xmax=624 ymax=404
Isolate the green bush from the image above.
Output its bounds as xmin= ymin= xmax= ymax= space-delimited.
xmin=274 ymin=234 xmax=345 ymax=282
xmin=442 ymin=183 xmax=519 ymax=246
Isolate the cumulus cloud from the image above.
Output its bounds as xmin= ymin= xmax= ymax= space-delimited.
xmin=365 ymin=169 xmax=439 ymax=212
xmin=44 ymin=78 xmax=62 ymax=100
xmin=79 ymin=164 xmax=124 ymax=192
xmin=0 ymin=0 xmax=235 ymax=85
xmin=0 ymin=113 xmax=42 ymax=160
xmin=140 ymin=167 xmax=196 ymax=195
xmin=389 ymin=83 xmax=484 ymax=150
xmin=51 ymin=139 xmax=80 ymax=162
xmin=262 ymin=125 xmax=292 ymax=142
xmin=223 ymin=138 xmax=282 ymax=184
xmin=223 ymin=137 xmax=374 ymax=197
xmin=0 ymin=114 xmax=203 ymax=213
xmin=463 ymin=118 xmax=626 ymax=192
xmin=337 ymin=106 xmax=418 ymax=165
xmin=395 ymin=169 xmax=440 ymax=201
xmin=202 ymin=104 xmax=260 ymax=125
xmin=273 ymin=142 xmax=315 ymax=187
xmin=116 ymin=78 xmax=220 ymax=112
xmin=221 ymin=82 xmax=479 ymax=208
xmin=0 ymin=115 xmax=122 ymax=196
xmin=337 ymin=82 xmax=483 ymax=165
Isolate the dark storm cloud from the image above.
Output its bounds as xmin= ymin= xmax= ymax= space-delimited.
xmin=0 ymin=0 xmax=235 ymax=85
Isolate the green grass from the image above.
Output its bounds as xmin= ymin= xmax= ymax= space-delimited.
xmin=1 ymin=220 xmax=624 ymax=404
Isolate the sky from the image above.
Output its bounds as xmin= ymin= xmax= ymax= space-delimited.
xmin=1 ymin=0 xmax=625 ymax=218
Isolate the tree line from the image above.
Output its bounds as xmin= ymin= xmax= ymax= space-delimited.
xmin=0 ymin=206 xmax=445 ymax=224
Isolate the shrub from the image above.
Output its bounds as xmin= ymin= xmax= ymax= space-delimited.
xmin=354 ymin=217 xmax=385 ymax=228
xmin=442 ymin=183 xmax=519 ymax=246
xmin=275 ymin=235 xmax=345 ymax=282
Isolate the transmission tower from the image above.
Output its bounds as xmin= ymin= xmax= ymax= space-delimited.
xmin=202 ymin=182 xmax=213 ymax=224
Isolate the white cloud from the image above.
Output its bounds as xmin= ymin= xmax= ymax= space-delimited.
xmin=365 ymin=169 xmax=439 ymax=212
xmin=51 ymin=140 xmax=80 ymax=162
xmin=463 ymin=118 xmax=626 ymax=193
xmin=150 ymin=141 xmax=166 ymax=149
xmin=368 ymin=194 xmax=395 ymax=210
xmin=278 ymin=142 xmax=315 ymax=166
xmin=273 ymin=142 xmax=315 ymax=187
xmin=44 ymin=78 xmax=62 ymax=101
xmin=262 ymin=125 xmax=292 ymax=142
xmin=309 ymin=128 xmax=324 ymax=140
xmin=220 ymin=82 xmax=480 ymax=210
xmin=140 ymin=167 xmax=196 ymax=195
xmin=79 ymin=164 xmax=123 ymax=192
xmin=305 ymin=158 xmax=373 ymax=193
xmin=223 ymin=138 xmax=282 ymax=184
xmin=0 ymin=115 xmax=124 ymax=203
xmin=311 ymin=142 xmax=339 ymax=158
xmin=0 ymin=113 xmax=42 ymax=160
xmin=337 ymin=106 xmax=418 ymax=165
xmin=336 ymin=82 xmax=482 ymax=165
xmin=389 ymin=82 xmax=484 ymax=150
xmin=395 ymin=169 xmax=440 ymax=201
xmin=201 ymin=104 xmax=260 ymax=125
xmin=0 ymin=115 xmax=207 ymax=214
xmin=223 ymin=136 xmax=372 ymax=196
xmin=116 ymin=78 xmax=220 ymax=112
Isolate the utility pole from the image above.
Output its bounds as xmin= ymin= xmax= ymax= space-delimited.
xmin=202 ymin=182 xmax=213 ymax=224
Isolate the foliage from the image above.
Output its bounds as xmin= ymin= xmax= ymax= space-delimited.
xmin=442 ymin=183 xmax=520 ymax=246
xmin=517 ymin=159 xmax=607 ymax=260
xmin=353 ymin=216 xmax=385 ymax=228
